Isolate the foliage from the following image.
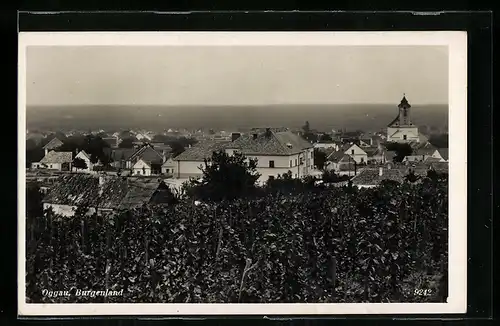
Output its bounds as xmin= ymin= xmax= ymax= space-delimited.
xmin=385 ymin=142 xmax=413 ymax=162
xmin=265 ymin=171 xmax=318 ymax=195
xmin=322 ymin=170 xmax=351 ymax=183
xmin=319 ymin=134 xmax=333 ymax=142
xmin=26 ymin=178 xmax=448 ymax=303
xmin=183 ymin=150 xmax=260 ymax=202
xmin=405 ymin=170 xmax=420 ymax=183
xmin=72 ymin=157 xmax=88 ymax=170
xmin=313 ymin=149 xmax=327 ymax=170
xmin=118 ymin=138 xmax=135 ymax=149
xmin=428 ymin=134 xmax=448 ymax=149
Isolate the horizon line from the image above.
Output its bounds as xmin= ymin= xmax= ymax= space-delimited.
xmin=27 ymin=103 xmax=449 ymax=107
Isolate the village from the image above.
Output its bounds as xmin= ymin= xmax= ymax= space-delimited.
xmin=26 ymin=96 xmax=449 ymax=217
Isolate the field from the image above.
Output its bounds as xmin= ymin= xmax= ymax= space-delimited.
xmin=26 ymin=177 xmax=448 ymax=303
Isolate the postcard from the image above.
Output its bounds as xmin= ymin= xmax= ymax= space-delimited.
xmin=18 ymin=31 xmax=467 ymax=316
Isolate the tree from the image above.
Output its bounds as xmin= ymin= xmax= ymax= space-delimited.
xmin=73 ymin=157 xmax=88 ymax=170
xmin=319 ymin=134 xmax=333 ymax=142
xmin=385 ymin=142 xmax=413 ymax=162
xmin=405 ymin=170 xmax=420 ymax=183
xmin=428 ymin=134 xmax=448 ymax=148
xmin=302 ymin=121 xmax=311 ymax=133
xmin=119 ymin=137 xmax=135 ymax=149
xmin=185 ymin=150 xmax=260 ymax=202
xmin=170 ymin=141 xmax=186 ymax=158
xmin=313 ymin=149 xmax=327 ymax=170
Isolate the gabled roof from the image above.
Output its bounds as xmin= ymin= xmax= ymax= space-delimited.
xmin=129 ymin=145 xmax=163 ymax=164
xmin=415 ymin=147 xmax=438 ymax=156
xmin=226 ymin=129 xmax=312 ymax=155
xmin=40 ymin=150 xmax=73 ymax=164
xmin=43 ymin=137 xmax=64 ymax=149
xmin=351 ymin=168 xmax=405 ymax=186
xmin=437 ymin=148 xmax=449 ymax=161
xmin=174 ymin=141 xmax=229 ymax=161
xmin=76 ymin=150 xmax=92 ymax=161
xmin=42 ymin=174 xmax=165 ymax=210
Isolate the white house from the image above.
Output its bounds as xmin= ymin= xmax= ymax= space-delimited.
xmin=161 ymin=158 xmax=176 ymax=176
xmin=172 ymin=128 xmax=314 ymax=184
xmin=43 ymin=137 xmax=64 ymax=155
xmin=344 ymin=144 xmax=368 ymax=164
xmin=132 ymin=159 xmax=153 ymax=176
xmin=387 ymin=96 xmax=420 ymax=143
xmin=34 ymin=150 xmax=73 ymax=171
xmin=72 ymin=150 xmax=93 ymax=173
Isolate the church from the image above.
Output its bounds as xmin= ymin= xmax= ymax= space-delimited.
xmin=386 ymin=95 xmax=420 ymax=143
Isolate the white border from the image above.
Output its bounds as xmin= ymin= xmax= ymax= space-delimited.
xmin=18 ymin=32 xmax=467 ymax=316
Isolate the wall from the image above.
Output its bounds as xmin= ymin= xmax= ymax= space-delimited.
xmin=44 ymin=203 xmax=113 ymax=217
xmin=344 ymin=145 xmax=368 ymax=164
xmin=176 ymin=160 xmax=204 ymax=179
xmin=73 ymin=152 xmax=93 ymax=172
xmin=387 ymin=127 xmax=420 ymax=143
xmin=132 ymin=159 xmax=152 ymax=176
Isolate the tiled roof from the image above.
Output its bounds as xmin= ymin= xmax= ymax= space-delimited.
xmin=42 ymin=174 xmax=163 ymax=210
xmin=363 ymin=147 xmax=380 ymax=157
xmin=129 ymin=145 xmax=163 ymax=164
xmin=327 ymin=150 xmax=345 ymax=162
xmin=226 ymin=130 xmax=312 ymax=155
xmin=174 ymin=141 xmax=229 ymax=161
xmin=40 ymin=151 xmax=73 ymax=164
xmin=351 ymin=168 xmax=405 ymax=186
xmin=43 ymin=137 xmax=64 ymax=149
xmin=424 ymin=156 xmax=441 ymax=163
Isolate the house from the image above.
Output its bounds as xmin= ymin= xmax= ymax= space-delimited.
xmin=172 ymin=141 xmax=233 ymax=180
xmin=224 ymin=128 xmax=314 ymax=182
xmin=359 ymin=138 xmax=373 ymax=147
xmin=128 ymin=145 xmax=166 ymax=176
xmin=72 ymin=150 xmax=94 ymax=173
xmin=413 ymin=147 xmax=442 ymax=161
xmin=313 ymin=141 xmax=341 ymax=151
xmin=436 ymin=148 xmax=449 ymax=162
xmin=343 ymin=143 xmax=368 ymax=164
xmin=43 ymin=137 xmax=64 ymax=155
xmin=351 ymin=167 xmax=405 ymax=188
xmin=173 ymin=128 xmax=314 ymax=183
xmin=387 ymin=96 xmax=420 ymax=143
xmin=326 ymin=152 xmax=356 ymax=172
xmin=161 ymin=158 xmax=176 ymax=176
xmin=42 ymin=174 xmax=172 ymax=217
xmin=33 ymin=150 xmax=73 ymax=171
xmin=104 ymin=148 xmax=136 ymax=169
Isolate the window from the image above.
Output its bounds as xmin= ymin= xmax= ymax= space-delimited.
xmin=295 ymin=159 xmax=298 ymax=166
xmin=403 ymin=135 xmax=407 ymax=140
xmin=269 ymin=160 xmax=275 ymax=168
xmin=290 ymin=160 xmax=292 ymax=167
xmin=136 ymin=170 xmax=140 ymax=175
xmin=295 ymin=174 xmax=298 ymax=178
xmin=361 ymin=157 xmax=364 ymax=163
xmin=351 ymin=149 xmax=355 ymax=155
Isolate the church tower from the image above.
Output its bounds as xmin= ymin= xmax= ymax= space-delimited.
xmin=386 ymin=95 xmax=419 ymax=143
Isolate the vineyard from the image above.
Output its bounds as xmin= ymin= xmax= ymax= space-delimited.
xmin=26 ymin=177 xmax=448 ymax=303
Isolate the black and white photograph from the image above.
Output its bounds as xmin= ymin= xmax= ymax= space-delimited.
xmin=18 ymin=32 xmax=467 ymax=315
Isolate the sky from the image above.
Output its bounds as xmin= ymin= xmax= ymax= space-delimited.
xmin=26 ymin=45 xmax=448 ymax=106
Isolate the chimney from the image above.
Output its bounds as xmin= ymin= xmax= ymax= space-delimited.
xmin=231 ymin=132 xmax=241 ymax=142
xmin=379 ymin=167 xmax=383 ymax=176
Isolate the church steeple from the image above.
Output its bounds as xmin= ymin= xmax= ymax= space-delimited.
xmin=388 ymin=94 xmax=413 ymax=127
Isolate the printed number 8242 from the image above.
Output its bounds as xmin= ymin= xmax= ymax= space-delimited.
xmin=414 ymin=289 xmax=433 ymax=296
